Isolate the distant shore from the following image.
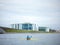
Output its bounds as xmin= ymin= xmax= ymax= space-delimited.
xmin=4 ymin=32 xmax=60 ymax=34
xmin=0 ymin=27 xmax=60 ymax=34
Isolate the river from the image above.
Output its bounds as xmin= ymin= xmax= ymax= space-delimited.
xmin=0 ymin=33 xmax=60 ymax=45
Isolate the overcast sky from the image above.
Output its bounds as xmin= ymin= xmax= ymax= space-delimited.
xmin=0 ymin=0 xmax=60 ymax=30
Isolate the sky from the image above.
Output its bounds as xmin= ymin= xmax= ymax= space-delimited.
xmin=0 ymin=0 xmax=60 ymax=30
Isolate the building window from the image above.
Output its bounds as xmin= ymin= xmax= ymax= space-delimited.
xmin=22 ymin=24 xmax=33 ymax=30
xmin=22 ymin=24 xmax=28 ymax=30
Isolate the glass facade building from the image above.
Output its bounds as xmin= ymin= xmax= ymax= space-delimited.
xmin=38 ymin=27 xmax=49 ymax=32
xmin=22 ymin=24 xmax=33 ymax=30
xmin=11 ymin=23 xmax=37 ymax=30
xmin=11 ymin=23 xmax=49 ymax=32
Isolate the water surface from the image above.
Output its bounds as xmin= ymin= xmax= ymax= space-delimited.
xmin=0 ymin=33 xmax=60 ymax=45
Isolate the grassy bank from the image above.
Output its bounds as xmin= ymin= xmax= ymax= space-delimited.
xmin=0 ymin=27 xmax=59 ymax=33
xmin=5 ymin=29 xmax=41 ymax=33
xmin=5 ymin=29 xmax=58 ymax=33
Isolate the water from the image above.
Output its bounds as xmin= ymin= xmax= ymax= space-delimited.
xmin=0 ymin=33 xmax=60 ymax=45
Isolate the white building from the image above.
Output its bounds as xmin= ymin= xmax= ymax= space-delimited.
xmin=38 ymin=27 xmax=50 ymax=32
xmin=11 ymin=23 xmax=38 ymax=31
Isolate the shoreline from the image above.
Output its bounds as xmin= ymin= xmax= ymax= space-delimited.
xmin=3 ymin=32 xmax=60 ymax=34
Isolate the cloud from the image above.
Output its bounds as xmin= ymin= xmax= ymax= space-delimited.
xmin=0 ymin=0 xmax=60 ymax=30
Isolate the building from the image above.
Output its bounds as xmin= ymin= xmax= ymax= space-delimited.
xmin=11 ymin=23 xmax=38 ymax=31
xmin=38 ymin=27 xmax=50 ymax=32
xmin=49 ymin=29 xmax=56 ymax=32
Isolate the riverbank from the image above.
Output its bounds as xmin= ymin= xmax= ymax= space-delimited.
xmin=4 ymin=32 xmax=60 ymax=34
xmin=5 ymin=29 xmax=58 ymax=33
xmin=0 ymin=27 xmax=60 ymax=34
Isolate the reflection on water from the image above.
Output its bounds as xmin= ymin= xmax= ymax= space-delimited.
xmin=0 ymin=33 xmax=60 ymax=45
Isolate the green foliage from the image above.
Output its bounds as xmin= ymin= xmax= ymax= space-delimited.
xmin=4 ymin=29 xmax=41 ymax=33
